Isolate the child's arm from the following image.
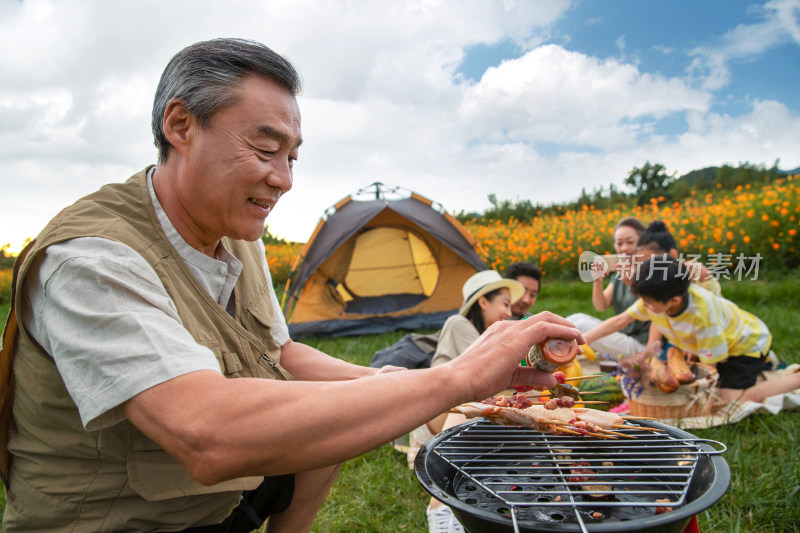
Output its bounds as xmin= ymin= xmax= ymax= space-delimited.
xmin=583 ymin=312 xmax=634 ymax=345
xmin=647 ymin=322 xmax=663 ymax=347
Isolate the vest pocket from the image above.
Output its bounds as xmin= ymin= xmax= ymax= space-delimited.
xmin=246 ymin=284 xmax=275 ymax=328
xmin=194 ymin=339 xmax=244 ymax=377
xmin=247 ymin=292 xmax=281 ymax=350
xmin=127 ymin=451 xmax=262 ymax=501
xmin=221 ymin=350 xmax=244 ymax=377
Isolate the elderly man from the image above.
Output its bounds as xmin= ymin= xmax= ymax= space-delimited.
xmin=0 ymin=39 xmax=582 ymax=532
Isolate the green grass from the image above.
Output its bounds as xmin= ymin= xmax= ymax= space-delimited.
xmin=1 ymin=276 xmax=799 ymax=532
xmin=308 ymin=275 xmax=800 ymax=532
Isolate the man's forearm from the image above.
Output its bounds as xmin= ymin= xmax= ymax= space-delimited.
xmin=279 ymin=340 xmax=378 ymax=380
xmin=124 ymin=313 xmax=582 ymax=485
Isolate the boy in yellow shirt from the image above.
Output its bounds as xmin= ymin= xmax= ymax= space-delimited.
xmin=583 ymin=256 xmax=800 ymax=403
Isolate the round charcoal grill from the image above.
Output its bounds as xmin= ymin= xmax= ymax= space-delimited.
xmin=415 ymin=419 xmax=730 ymax=533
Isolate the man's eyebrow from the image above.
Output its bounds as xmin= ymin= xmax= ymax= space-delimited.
xmin=256 ymin=125 xmax=303 ymax=149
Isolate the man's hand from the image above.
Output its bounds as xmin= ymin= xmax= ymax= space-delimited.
xmin=443 ymin=311 xmax=585 ymax=403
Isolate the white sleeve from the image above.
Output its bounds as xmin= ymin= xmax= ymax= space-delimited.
xmin=22 ymin=237 xmax=221 ymax=431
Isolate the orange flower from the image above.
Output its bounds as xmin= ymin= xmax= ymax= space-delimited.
xmin=773 ymin=243 xmax=781 ymax=250
xmin=725 ymin=231 xmax=733 ymax=240
xmin=746 ymin=209 xmax=755 ymax=218
xmin=790 ymin=229 xmax=797 ymax=236
xmin=744 ymin=236 xmax=751 ymax=243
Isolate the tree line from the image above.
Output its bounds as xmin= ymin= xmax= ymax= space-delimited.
xmin=456 ymin=160 xmax=789 ymax=223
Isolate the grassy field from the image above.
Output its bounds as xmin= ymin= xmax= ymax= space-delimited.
xmin=0 ymin=275 xmax=798 ymax=532
xmin=305 ymin=275 xmax=800 ymax=533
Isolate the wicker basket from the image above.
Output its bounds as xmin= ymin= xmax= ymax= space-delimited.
xmin=628 ymin=363 xmax=720 ymax=420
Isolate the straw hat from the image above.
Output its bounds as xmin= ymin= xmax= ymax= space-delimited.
xmin=459 ymin=270 xmax=525 ymax=316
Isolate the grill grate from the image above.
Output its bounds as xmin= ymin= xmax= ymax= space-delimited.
xmin=430 ymin=419 xmax=726 ymax=533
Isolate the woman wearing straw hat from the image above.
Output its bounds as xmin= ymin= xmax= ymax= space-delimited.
xmin=430 ymin=270 xmax=525 ymax=369
xmin=419 ymin=270 xmax=524 ymax=533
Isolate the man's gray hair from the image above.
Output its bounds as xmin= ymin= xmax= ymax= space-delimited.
xmin=152 ymin=38 xmax=302 ymax=163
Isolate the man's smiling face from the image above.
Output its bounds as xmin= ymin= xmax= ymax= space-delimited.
xmin=179 ymin=75 xmax=302 ymax=246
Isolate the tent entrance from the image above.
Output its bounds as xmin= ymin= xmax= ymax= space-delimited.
xmin=338 ymin=226 xmax=439 ymax=314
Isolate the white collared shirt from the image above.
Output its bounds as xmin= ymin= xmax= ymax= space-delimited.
xmin=21 ymin=168 xmax=290 ymax=430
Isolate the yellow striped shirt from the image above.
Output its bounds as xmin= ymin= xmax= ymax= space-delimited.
xmin=627 ymin=285 xmax=771 ymax=364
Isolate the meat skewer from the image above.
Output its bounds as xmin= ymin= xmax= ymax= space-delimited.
xmin=452 ymin=402 xmax=578 ymax=435
xmin=531 ymin=400 xmax=608 ymax=405
xmin=563 ymin=374 xmax=604 ymax=382
xmin=451 ymin=400 xmax=630 ymax=438
xmin=501 ymin=390 xmax=602 ymax=396
xmin=611 ymin=424 xmax=665 ymax=432
xmin=447 ymin=371 xmax=654 ymax=438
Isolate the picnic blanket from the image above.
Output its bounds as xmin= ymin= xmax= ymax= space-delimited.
xmin=578 ymin=357 xmax=800 ymax=429
xmin=639 ymin=365 xmax=800 ymax=429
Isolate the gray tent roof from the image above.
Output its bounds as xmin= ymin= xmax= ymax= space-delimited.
xmin=288 ymin=185 xmax=486 ymax=300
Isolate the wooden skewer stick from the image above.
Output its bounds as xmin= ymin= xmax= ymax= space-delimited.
xmin=533 ymin=400 xmax=608 ymax=405
xmin=611 ymin=424 xmax=665 ymax=432
xmin=585 ymin=431 xmax=616 ymax=439
xmin=536 ymin=391 xmax=603 ymax=396
xmin=542 ymin=419 xmax=569 ymax=425
xmin=563 ymin=374 xmax=604 ymax=382
xmin=598 ymin=429 xmax=637 ymax=439
xmin=551 ymin=426 xmax=582 ymax=435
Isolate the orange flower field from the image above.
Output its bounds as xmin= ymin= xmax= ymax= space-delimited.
xmin=261 ymin=176 xmax=800 ymax=286
xmin=1 ymin=176 xmax=797 ymax=304
xmin=463 ymin=175 xmax=800 ymax=280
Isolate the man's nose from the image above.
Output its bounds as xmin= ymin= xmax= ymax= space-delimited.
xmin=268 ymin=159 xmax=294 ymax=193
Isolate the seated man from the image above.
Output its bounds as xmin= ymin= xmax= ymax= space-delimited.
xmin=505 ymin=262 xmax=541 ymax=320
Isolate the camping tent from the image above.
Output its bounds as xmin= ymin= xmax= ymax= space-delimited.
xmin=282 ymin=182 xmax=487 ymax=338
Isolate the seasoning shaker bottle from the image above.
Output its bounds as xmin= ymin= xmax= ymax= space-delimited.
xmin=524 ymin=337 xmax=579 ymax=373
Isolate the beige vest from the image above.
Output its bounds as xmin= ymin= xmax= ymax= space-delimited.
xmin=0 ymin=168 xmax=293 ymax=532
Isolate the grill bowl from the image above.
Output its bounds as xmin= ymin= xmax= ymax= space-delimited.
xmin=415 ymin=419 xmax=730 ymax=533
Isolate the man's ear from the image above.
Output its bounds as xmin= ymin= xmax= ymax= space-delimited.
xmin=162 ymin=99 xmax=196 ymax=157
xmin=669 ymin=248 xmax=679 ymax=258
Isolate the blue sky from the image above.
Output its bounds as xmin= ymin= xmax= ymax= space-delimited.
xmin=1 ymin=0 xmax=798 ymax=249
xmin=459 ymin=0 xmax=800 ymax=144
xmin=557 ymin=1 xmax=800 ymax=115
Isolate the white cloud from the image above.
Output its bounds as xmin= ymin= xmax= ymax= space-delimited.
xmin=0 ymin=0 xmax=797 ymax=251
xmin=459 ymin=45 xmax=711 ymax=149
